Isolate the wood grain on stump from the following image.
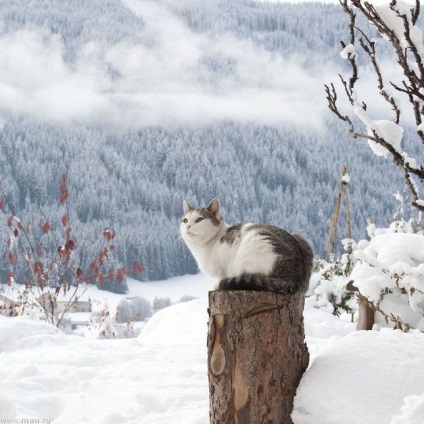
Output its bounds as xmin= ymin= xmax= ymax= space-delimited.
xmin=207 ymin=290 xmax=309 ymax=424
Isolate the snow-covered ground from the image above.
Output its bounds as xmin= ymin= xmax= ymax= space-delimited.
xmin=1 ymin=273 xmax=424 ymax=423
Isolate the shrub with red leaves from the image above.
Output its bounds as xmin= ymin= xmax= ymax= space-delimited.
xmin=0 ymin=175 xmax=143 ymax=326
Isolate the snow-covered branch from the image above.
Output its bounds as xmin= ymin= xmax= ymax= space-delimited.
xmin=326 ymin=0 xmax=424 ymax=212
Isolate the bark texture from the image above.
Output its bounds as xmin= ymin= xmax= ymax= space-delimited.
xmin=208 ymin=290 xmax=309 ymax=424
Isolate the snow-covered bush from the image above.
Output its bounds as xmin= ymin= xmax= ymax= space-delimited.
xmin=310 ymin=190 xmax=424 ymax=331
xmin=116 ymin=296 xmax=152 ymax=323
xmin=89 ymin=300 xmax=144 ymax=339
xmin=89 ymin=301 xmax=117 ymax=339
xmin=309 ymin=240 xmax=357 ymax=318
xmin=178 ymin=295 xmax=198 ymax=303
xmin=153 ymin=296 xmax=172 ymax=313
xmin=350 ymin=220 xmax=424 ymax=331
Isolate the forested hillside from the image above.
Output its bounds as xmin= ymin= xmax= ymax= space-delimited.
xmin=0 ymin=0 xmax=414 ymax=285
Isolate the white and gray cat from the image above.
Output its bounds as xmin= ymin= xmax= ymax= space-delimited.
xmin=180 ymin=198 xmax=313 ymax=295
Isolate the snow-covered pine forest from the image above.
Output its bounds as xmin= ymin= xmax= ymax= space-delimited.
xmin=0 ymin=0 xmax=419 ymax=285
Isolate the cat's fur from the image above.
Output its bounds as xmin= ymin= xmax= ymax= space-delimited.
xmin=180 ymin=198 xmax=313 ymax=295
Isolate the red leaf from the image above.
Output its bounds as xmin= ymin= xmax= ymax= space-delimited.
xmin=131 ymin=262 xmax=144 ymax=275
xmin=108 ymin=270 xmax=115 ymax=281
xmin=103 ymin=228 xmax=115 ymax=242
xmin=109 ymin=245 xmax=115 ymax=251
xmin=61 ymin=174 xmax=67 ymax=183
xmin=75 ymin=268 xmax=83 ymax=279
xmin=65 ymin=239 xmax=76 ymax=253
xmin=60 ymin=191 xmax=69 ymax=204
xmin=34 ymin=261 xmax=44 ymax=274
xmin=117 ymin=268 xmax=127 ymax=282
xmin=90 ymin=262 xmax=99 ymax=276
xmin=98 ymin=248 xmax=108 ymax=266
xmin=9 ymin=253 xmax=16 ymax=266
xmin=65 ymin=227 xmax=72 ymax=239
xmin=13 ymin=228 xmax=19 ymax=238
xmin=7 ymin=216 xmax=13 ymax=228
xmin=37 ymin=243 xmax=43 ymax=255
xmin=98 ymin=274 xmax=105 ymax=286
xmin=43 ymin=222 xmax=51 ymax=234
xmin=61 ymin=214 xmax=69 ymax=227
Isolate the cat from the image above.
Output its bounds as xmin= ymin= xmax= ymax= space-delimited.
xmin=180 ymin=198 xmax=313 ymax=295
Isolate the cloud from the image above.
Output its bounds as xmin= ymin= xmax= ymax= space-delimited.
xmin=0 ymin=2 xmax=337 ymax=130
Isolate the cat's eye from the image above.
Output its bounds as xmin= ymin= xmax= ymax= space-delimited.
xmin=182 ymin=218 xmax=188 ymax=223
xmin=195 ymin=217 xmax=204 ymax=223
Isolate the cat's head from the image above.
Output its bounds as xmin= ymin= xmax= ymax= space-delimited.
xmin=180 ymin=198 xmax=223 ymax=244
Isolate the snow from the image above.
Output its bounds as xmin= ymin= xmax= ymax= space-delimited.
xmin=391 ymin=393 xmax=424 ymax=424
xmin=0 ymin=273 xmax=423 ymax=423
xmin=340 ymin=44 xmax=356 ymax=60
xmin=351 ymin=232 xmax=424 ymax=322
xmin=293 ymin=330 xmax=424 ymax=424
xmin=373 ymin=1 xmax=423 ymax=56
xmin=367 ymin=120 xmax=403 ymax=158
xmin=0 ymin=300 xmax=210 ymax=424
xmin=0 ymin=273 xmax=214 ymax=317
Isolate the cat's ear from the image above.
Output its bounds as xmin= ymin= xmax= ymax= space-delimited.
xmin=183 ymin=200 xmax=194 ymax=215
xmin=207 ymin=198 xmax=221 ymax=220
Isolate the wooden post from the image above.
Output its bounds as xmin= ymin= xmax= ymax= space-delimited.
xmin=347 ymin=281 xmax=375 ymax=330
xmin=323 ymin=164 xmax=352 ymax=260
xmin=357 ymin=293 xmax=375 ymax=330
xmin=207 ymin=290 xmax=309 ymax=424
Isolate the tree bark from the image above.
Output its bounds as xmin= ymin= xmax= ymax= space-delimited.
xmin=207 ymin=290 xmax=309 ymax=424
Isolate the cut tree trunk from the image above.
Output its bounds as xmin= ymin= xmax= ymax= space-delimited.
xmin=207 ymin=290 xmax=309 ymax=424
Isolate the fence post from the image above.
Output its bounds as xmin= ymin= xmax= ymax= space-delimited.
xmin=207 ymin=290 xmax=309 ymax=424
xmin=347 ymin=281 xmax=375 ymax=330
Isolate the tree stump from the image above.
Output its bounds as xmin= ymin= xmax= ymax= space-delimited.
xmin=207 ymin=290 xmax=309 ymax=424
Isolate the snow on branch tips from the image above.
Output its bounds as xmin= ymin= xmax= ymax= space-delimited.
xmin=325 ymin=0 xmax=424 ymax=212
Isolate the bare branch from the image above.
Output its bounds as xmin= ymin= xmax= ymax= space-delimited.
xmin=325 ymin=0 xmax=424 ymax=212
xmin=412 ymin=0 xmax=420 ymax=25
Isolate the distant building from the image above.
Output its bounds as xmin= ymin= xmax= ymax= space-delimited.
xmin=0 ymin=287 xmax=92 ymax=317
xmin=56 ymin=300 xmax=92 ymax=314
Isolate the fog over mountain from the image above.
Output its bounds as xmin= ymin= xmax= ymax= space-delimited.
xmin=0 ymin=0 xmax=415 ymax=285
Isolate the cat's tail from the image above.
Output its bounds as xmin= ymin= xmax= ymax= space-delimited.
xmin=218 ymin=274 xmax=303 ymax=295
